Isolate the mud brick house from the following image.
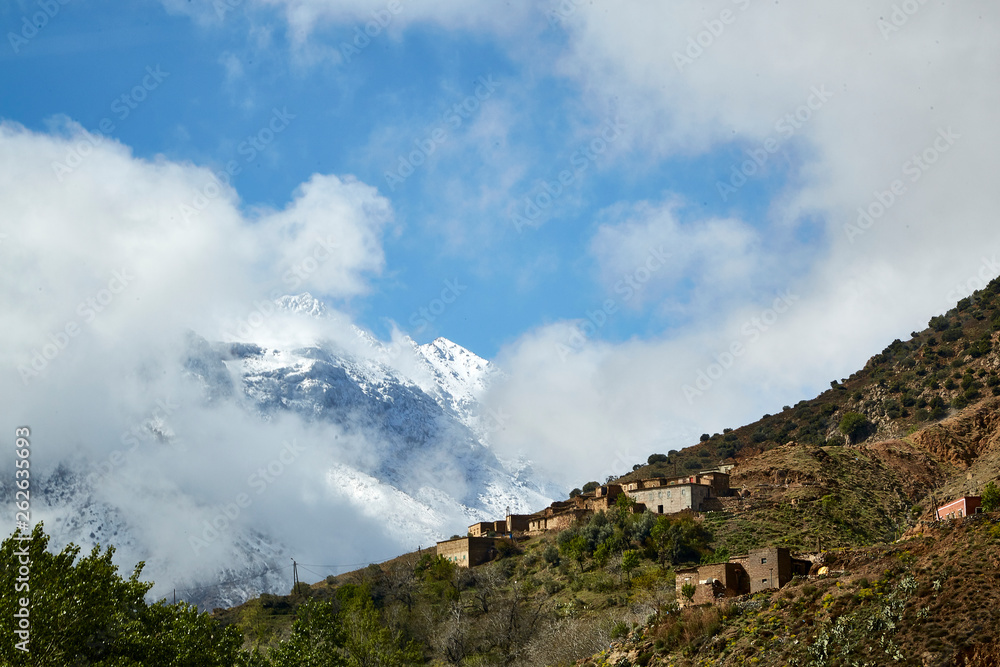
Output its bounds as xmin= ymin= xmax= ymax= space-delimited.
xmin=468 ymin=522 xmax=495 ymax=538
xmin=676 ymin=547 xmax=811 ymax=605
xmin=936 ymin=496 xmax=982 ymax=520
xmin=506 ymin=514 xmax=532 ymax=533
xmin=622 ymin=472 xmax=730 ymax=514
xmin=436 ymin=536 xmax=498 ymax=568
xmin=739 ymin=547 xmax=811 ymax=592
xmin=528 ymin=506 xmax=591 ymax=533
xmin=675 ymin=562 xmax=749 ymax=605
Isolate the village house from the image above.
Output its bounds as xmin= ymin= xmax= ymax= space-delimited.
xmin=675 ymin=547 xmax=811 ymax=606
xmin=467 ymin=514 xmax=534 ymax=538
xmin=936 ymin=496 xmax=982 ymax=520
xmin=621 ymin=472 xmax=731 ymax=514
xmin=468 ymin=522 xmax=494 ymax=538
xmin=436 ymin=536 xmax=499 ymax=568
xmin=465 ymin=472 xmax=732 ymax=543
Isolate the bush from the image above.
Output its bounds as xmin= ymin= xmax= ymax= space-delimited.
xmin=983 ymin=481 xmax=1000 ymax=512
xmin=543 ymin=545 xmax=561 ymax=566
xmin=941 ymin=328 xmax=963 ymax=342
xmin=838 ymin=412 xmax=871 ymax=443
xmin=0 ymin=525 xmax=246 ymax=666
xmin=930 ymin=315 xmax=950 ymax=331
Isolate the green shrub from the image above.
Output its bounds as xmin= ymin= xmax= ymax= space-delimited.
xmin=838 ymin=412 xmax=870 ymax=443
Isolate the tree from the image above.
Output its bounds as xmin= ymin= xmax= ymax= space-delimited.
xmin=983 ymin=481 xmax=1000 ymax=512
xmin=593 ymin=541 xmax=611 ymax=568
xmin=621 ymin=550 xmax=641 ymax=584
xmin=581 ymin=481 xmax=600 ymax=493
xmin=568 ymin=488 xmax=583 ymax=498
xmin=838 ymin=411 xmax=871 ymax=443
xmin=239 ymin=598 xmax=275 ymax=652
xmin=650 ymin=515 xmax=711 ymax=566
xmin=681 ymin=583 xmax=696 ymax=604
xmin=559 ymin=535 xmax=588 ymax=573
xmin=647 ymin=453 xmax=669 ymax=464
xmin=0 ymin=524 xmax=247 ymax=667
xmin=268 ymin=598 xmax=347 ymax=667
xmin=337 ymin=585 xmax=423 ymax=667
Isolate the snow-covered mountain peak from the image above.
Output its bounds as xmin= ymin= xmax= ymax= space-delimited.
xmin=276 ymin=293 xmax=327 ymax=317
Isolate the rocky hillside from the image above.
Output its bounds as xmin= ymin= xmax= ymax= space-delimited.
xmin=592 ymin=513 xmax=1000 ymax=666
xmin=626 ymin=276 xmax=1000 ymax=476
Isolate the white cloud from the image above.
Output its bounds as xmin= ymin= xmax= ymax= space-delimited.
xmin=0 ymin=119 xmax=404 ymax=595
xmin=588 ymin=198 xmax=762 ymax=314
xmin=479 ymin=2 xmax=1000 ymax=484
xmin=143 ymin=0 xmax=1000 ymax=502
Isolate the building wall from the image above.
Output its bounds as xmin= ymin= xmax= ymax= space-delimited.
xmin=436 ymin=537 xmax=497 ymax=568
xmin=746 ymin=547 xmax=793 ymax=592
xmin=676 ymin=563 xmax=748 ymax=606
xmin=697 ymin=472 xmax=731 ymax=496
xmin=507 ymin=514 xmax=532 ymax=532
xmin=468 ymin=522 xmax=493 ymax=538
xmin=937 ymin=496 xmax=982 ymax=519
xmin=625 ymin=483 xmax=711 ymax=513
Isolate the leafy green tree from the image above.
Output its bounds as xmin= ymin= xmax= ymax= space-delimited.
xmin=647 ymin=453 xmax=669 ymax=464
xmin=337 ymin=586 xmax=423 ymax=667
xmin=0 ymin=524 xmax=246 ymax=667
xmin=621 ymin=550 xmax=641 ymax=584
xmin=558 ymin=534 xmax=588 ymax=573
xmin=593 ymin=541 xmax=611 ymax=568
xmin=239 ymin=598 xmax=275 ymax=652
xmin=680 ymin=583 xmax=696 ymax=604
xmin=649 ymin=515 xmax=711 ymax=565
xmin=581 ymin=481 xmax=600 ymax=493
xmin=268 ymin=598 xmax=347 ymax=667
xmin=983 ymin=481 xmax=1000 ymax=512
xmin=838 ymin=411 xmax=871 ymax=443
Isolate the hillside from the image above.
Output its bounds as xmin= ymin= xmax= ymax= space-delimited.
xmin=6 ymin=278 xmax=1000 ymax=666
xmin=597 ymin=514 xmax=1000 ymax=666
xmin=197 ymin=276 xmax=1000 ymax=666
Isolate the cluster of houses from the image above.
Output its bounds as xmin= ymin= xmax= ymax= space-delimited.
xmin=436 ymin=469 xmax=734 ymax=568
xmin=434 ymin=464 xmax=995 ymax=607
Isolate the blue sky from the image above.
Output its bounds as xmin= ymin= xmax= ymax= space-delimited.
xmin=2 ymin=0 xmax=999 ymax=479
xmin=0 ymin=0 xmax=801 ymax=359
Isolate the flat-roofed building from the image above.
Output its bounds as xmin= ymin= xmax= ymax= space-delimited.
xmin=936 ymin=496 xmax=982 ymax=520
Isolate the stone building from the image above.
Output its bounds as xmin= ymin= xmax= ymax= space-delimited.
xmin=506 ymin=514 xmax=532 ymax=533
xmin=468 ymin=522 xmax=495 ymax=538
xmin=528 ymin=507 xmax=590 ymax=532
xmin=936 ymin=496 xmax=982 ymax=519
xmin=676 ymin=546 xmax=810 ymax=605
xmin=675 ymin=562 xmax=749 ymax=605
xmin=740 ymin=547 xmax=811 ymax=593
xmin=625 ymin=481 xmax=713 ymax=514
xmin=621 ymin=473 xmax=730 ymax=514
xmin=436 ymin=536 xmax=498 ymax=568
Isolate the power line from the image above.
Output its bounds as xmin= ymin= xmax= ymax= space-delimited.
xmin=169 ymin=564 xmax=294 ymax=595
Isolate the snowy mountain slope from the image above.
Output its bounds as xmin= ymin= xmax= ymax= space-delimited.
xmin=6 ymin=294 xmax=554 ymax=608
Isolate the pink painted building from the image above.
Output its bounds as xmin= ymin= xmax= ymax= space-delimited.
xmin=936 ymin=496 xmax=981 ymax=520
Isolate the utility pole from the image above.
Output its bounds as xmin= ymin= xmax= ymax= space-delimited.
xmin=291 ymin=558 xmax=299 ymax=593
